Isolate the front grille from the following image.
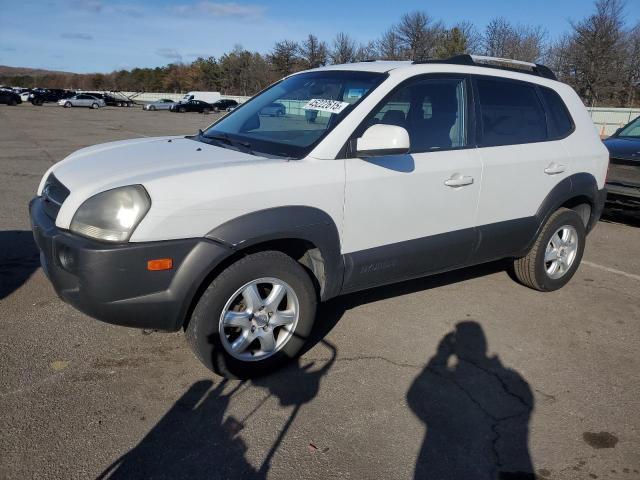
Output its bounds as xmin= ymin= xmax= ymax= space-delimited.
xmin=41 ymin=174 xmax=70 ymax=220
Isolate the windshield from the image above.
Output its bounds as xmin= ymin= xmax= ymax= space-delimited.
xmin=202 ymin=70 xmax=386 ymax=158
xmin=617 ymin=116 xmax=640 ymax=138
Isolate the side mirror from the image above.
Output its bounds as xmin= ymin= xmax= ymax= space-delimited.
xmin=354 ymin=124 xmax=410 ymax=157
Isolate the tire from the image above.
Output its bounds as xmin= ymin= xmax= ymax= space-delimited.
xmin=185 ymin=251 xmax=317 ymax=378
xmin=149 ymin=105 xmax=156 ymax=111
xmin=203 ymin=108 xmax=211 ymax=114
xmin=91 ymin=103 xmax=99 ymax=109
xmin=64 ymin=101 xmax=72 ymax=108
xmin=179 ymin=107 xmax=186 ymax=113
xmin=213 ymin=107 xmax=219 ymax=113
xmin=513 ymin=208 xmax=586 ymax=291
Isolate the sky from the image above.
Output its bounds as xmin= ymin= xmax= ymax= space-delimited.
xmin=0 ymin=0 xmax=638 ymax=73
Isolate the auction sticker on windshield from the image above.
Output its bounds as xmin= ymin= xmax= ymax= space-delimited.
xmin=304 ymin=99 xmax=350 ymax=114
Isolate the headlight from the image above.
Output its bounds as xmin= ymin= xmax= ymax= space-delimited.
xmin=70 ymin=185 xmax=150 ymax=242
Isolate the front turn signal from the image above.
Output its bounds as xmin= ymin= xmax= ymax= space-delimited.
xmin=147 ymin=258 xmax=173 ymax=271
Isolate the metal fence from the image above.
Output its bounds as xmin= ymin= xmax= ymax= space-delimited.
xmin=587 ymin=107 xmax=640 ymax=136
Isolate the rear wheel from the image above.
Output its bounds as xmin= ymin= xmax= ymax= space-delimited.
xmin=148 ymin=105 xmax=156 ymax=111
xmin=64 ymin=101 xmax=72 ymax=108
xmin=179 ymin=106 xmax=186 ymax=113
xmin=185 ymin=251 xmax=317 ymax=378
xmin=91 ymin=103 xmax=99 ymax=109
xmin=513 ymin=208 xmax=586 ymax=291
xmin=203 ymin=108 xmax=211 ymax=114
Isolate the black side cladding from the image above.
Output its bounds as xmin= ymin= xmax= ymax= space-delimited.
xmin=205 ymin=206 xmax=344 ymax=300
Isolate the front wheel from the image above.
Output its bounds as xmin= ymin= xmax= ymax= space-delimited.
xmin=185 ymin=251 xmax=317 ymax=378
xmin=91 ymin=103 xmax=99 ymax=109
xmin=513 ymin=208 xmax=586 ymax=291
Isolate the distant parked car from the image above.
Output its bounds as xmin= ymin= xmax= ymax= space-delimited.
xmin=0 ymin=90 xmax=22 ymax=105
xmin=143 ymin=99 xmax=176 ymax=111
xmin=210 ymin=99 xmax=238 ymax=112
xmin=58 ymin=94 xmax=106 ymax=109
xmin=85 ymin=92 xmax=134 ymax=107
xmin=259 ymin=102 xmax=286 ymax=116
xmin=20 ymin=90 xmax=32 ymax=102
xmin=603 ymin=116 xmax=640 ymax=210
xmin=169 ymin=99 xmax=212 ymax=113
xmin=30 ymin=89 xmax=75 ymax=105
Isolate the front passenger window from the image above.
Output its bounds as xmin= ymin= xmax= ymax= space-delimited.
xmin=365 ymin=78 xmax=467 ymax=152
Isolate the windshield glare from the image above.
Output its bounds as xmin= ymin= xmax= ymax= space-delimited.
xmin=203 ymin=71 xmax=386 ymax=158
xmin=618 ymin=117 xmax=640 ymax=138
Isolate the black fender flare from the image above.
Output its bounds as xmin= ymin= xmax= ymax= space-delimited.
xmin=206 ymin=206 xmax=344 ymax=300
xmin=528 ymin=172 xmax=604 ymax=251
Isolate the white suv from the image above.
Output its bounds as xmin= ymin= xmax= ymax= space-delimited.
xmin=31 ymin=55 xmax=608 ymax=377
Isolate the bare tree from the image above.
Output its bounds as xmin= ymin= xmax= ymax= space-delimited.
xmin=355 ymin=41 xmax=379 ymax=62
xmin=377 ymin=28 xmax=404 ymax=60
xmin=330 ymin=32 xmax=357 ymax=64
xmin=483 ymin=17 xmax=546 ymax=62
xmin=395 ymin=11 xmax=444 ymax=60
xmin=299 ymin=34 xmax=328 ymax=69
xmin=568 ymin=0 xmax=626 ymax=105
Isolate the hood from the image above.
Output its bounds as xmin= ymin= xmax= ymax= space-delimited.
xmin=41 ymin=136 xmax=274 ymax=227
xmin=603 ymin=136 xmax=640 ymax=160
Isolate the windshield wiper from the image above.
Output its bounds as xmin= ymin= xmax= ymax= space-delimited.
xmin=202 ymin=131 xmax=254 ymax=155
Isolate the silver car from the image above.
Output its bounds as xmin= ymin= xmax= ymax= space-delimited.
xmin=143 ymin=99 xmax=177 ymax=111
xmin=58 ymin=94 xmax=106 ymax=109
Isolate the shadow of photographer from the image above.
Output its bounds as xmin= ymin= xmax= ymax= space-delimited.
xmin=407 ymin=321 xmax=535 ymax=480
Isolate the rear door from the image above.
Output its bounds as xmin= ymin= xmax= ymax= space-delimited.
xmin=342 ymin=75 xmax=482 ymax=292
xmin=77 ymin=95 xmax=92 ymax=107
xmin=471 ymin=76 xmax=571 ymax=262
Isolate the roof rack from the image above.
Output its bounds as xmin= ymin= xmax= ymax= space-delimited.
xmin=413 ymin=54 xmax=557 ymax=80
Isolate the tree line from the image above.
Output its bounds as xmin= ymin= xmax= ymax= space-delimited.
xmin=2 ymin=0 xmax=638 ymax=107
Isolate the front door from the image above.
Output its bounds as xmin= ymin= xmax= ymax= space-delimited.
xmin=342 ymin=75 xmax=482 ymax=292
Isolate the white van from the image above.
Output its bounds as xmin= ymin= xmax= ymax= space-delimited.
xmin=181 ymin=91 xmax=221 ymax=104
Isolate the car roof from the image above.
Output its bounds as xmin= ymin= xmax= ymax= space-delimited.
xmin=308 ymin=55 xmax=558 ymax=83
xmin=312 ymin=61 xmax=411 ymax=73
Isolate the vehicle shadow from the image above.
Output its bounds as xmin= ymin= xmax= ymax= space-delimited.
xmin=97 ymin=340 xmax=337 ymax=480
xmin=0 ymin=230 xmax=40 ymax=300
xmin=408 ymin=321 xmax=535 ymax=479
xmin=305 ymin=260 xmax=511 ymax=354
xmin=601 ymin=207 xmax=640 ymax=228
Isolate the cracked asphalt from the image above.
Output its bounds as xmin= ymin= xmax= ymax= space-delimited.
xmin=1 ymin=104 xmax=639 ymax=479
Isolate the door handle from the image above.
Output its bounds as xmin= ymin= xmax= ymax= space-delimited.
xmin=544 ymin=163 xmax=566 ymax=175
xmin=444 ymin=174 xmax=474 ymax=187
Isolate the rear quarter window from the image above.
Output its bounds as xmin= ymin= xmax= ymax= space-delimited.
xmin=539 ymin=87 xmax=574 ymax=139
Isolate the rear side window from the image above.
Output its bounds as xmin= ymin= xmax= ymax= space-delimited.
xmin=476 ymin=78 xmax=548 ymax=147
xmin=539 ymin=87 xmax=574 ymax=138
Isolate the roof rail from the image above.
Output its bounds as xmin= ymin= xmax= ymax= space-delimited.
xmin=413 ymin=54 xmax=557 ymax=81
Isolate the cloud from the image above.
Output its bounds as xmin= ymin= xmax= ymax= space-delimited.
xmin=156 ymin=48 xmax=183 ymax=62
xmin=61 ymin=33 xmax=94 ymax=40
xmin=172 ymin=1 xmax=266 ymax=19
xmin=73 ymin=0 xmax=102 ymax=12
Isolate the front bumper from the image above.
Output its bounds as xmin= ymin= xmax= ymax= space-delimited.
xmin=30 ymin=197 xmax=233 ymax=331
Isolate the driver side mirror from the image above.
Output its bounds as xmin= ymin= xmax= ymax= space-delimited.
xmin=354 ymin=124 xmax=410 ymax=157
